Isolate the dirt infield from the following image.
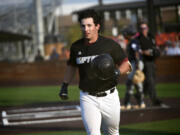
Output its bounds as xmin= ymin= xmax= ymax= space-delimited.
xmin=0 ymin=98 xmax=180 ymax=134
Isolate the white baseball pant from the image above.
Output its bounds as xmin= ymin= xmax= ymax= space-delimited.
xmin=80 ymin=88 xmax=121 ymax=135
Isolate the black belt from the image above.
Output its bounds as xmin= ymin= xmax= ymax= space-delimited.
xmin=88 ymin=87 xmax=115 ymax=97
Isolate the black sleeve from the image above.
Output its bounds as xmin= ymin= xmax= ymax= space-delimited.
xmin=67 ymin=45 xmax=77 ymax=66
xmin=111 ymin=40 xmax=127 ymax=65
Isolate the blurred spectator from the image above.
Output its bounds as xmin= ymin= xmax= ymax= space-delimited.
xmin=165 ymin=41 xmax=180 ymax=55
xmin=137 ymin=21 xmax=163 ymax=107
xmin=35 ymin=49 xmax=44 ymax=62
xmin=49 ymin=48 xmax=60 ymax=60
xmin=156 ymin=33 xmax=168 ymax=46
xmin=116 ymin=34 xmax=127 ymax=51
xmin=61 ymin=47 xmax=70 ymax=60
xmin=155 ymin=32 xmax=180 ymax=56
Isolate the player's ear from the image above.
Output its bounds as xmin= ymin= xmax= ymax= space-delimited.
xmin=96 ymin=24 xmax=100 ymax=31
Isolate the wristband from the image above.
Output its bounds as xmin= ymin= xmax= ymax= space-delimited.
xmin=62 ymin=82 xmax=69 ymax=88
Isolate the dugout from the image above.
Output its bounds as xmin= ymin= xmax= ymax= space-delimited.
xmin=0 ymin=31 xmax=32 ymax=62
xmin=0 ymin=31 xmax=31 ymax=43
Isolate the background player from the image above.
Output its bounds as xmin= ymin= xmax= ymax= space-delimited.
xmin=59 ymin=10 xmax=132 ymax=135
xmin=122 ymin=27 xmax=145 ymax=109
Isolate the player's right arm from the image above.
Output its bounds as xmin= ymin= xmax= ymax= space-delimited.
xmin=59 ymin=42 xmax=78 ymax=100
xmin=63 ymin=65 xmax=77 ymax=84
xmin=59 ymin=65 xmax=77 ymax=100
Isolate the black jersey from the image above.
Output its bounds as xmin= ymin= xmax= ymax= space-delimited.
xmin=67 ymin=36 xmax=127 ymax=92
xmin=137 ymin=33 xmax=156 ymax=61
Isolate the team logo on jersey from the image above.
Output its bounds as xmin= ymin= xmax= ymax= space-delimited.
xmin=132 ymin=43 xmax=137 ymax=49
xmin=76 ymin=55 xmax=97 ymax=64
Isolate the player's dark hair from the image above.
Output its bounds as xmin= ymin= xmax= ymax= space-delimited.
xmin=139 ymin=21 xmax=147 ymax=26
xmin=78 ymin=9 xmax=101 ymax=26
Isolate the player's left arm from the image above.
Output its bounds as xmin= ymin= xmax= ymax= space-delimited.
xmin=110 ymin=39 xmax=132 ymax=75
xmin=118 ymin=58 xmax=132 ymax=75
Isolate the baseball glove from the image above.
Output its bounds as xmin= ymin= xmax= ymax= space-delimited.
xmin=133 ymin=69 xmax=145 ymax=84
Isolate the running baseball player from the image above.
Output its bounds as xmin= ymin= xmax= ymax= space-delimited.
xmin=59 ymin=10 xmax=132 ymax=135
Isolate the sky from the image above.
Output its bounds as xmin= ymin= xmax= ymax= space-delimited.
xmin=0 ymin=0 xmax=134 ymax=6
xmin=63 ymin=0 xmax=143 ymax=5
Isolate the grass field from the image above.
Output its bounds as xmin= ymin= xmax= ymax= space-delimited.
xmin=12 ymin=119 xmax=180 ymax=135
xmin=0 ymin=83 xmax=180 ymax=106
xmin=0 ymin=83 xmax=180 ymax=135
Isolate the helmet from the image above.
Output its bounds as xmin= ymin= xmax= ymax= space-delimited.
xmin=91 ymin=54 xmax=119 ymax=80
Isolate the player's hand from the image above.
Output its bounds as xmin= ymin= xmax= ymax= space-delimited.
xmin=143 ymin=49 xmax=153 ymax=56
xmin=59 ymin=82 xmax=68 ymax=100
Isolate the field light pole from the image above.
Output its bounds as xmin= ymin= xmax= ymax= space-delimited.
xmin=34 ymin=0 xmax=44 ymax=56
xmin=147 ymin=0 xmax=157 ymax=36
xmin=98 ymin=0 xmax=105 ymax=32
xmin=98 ymin=0 xmax=103 ymax=5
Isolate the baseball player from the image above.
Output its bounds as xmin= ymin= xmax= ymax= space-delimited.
xmin=123 ymin=27 xmax=145 ymax=109
xmin=59 ymin=10 xmax=132 ymax=135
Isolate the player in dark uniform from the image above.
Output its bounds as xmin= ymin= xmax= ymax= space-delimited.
xmin=123 ymin=28 xmax=145 ymax=109
xmin=59 ymin=10 xmax=132 ymax=135
xmin=137 ymin=22 xmax=163 ymax=106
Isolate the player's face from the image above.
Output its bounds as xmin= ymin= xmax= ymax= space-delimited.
xmin=140 ymin=24 xmax=149 ymax=36
xmin=80 ymin=17 xmax=100 ymax=43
